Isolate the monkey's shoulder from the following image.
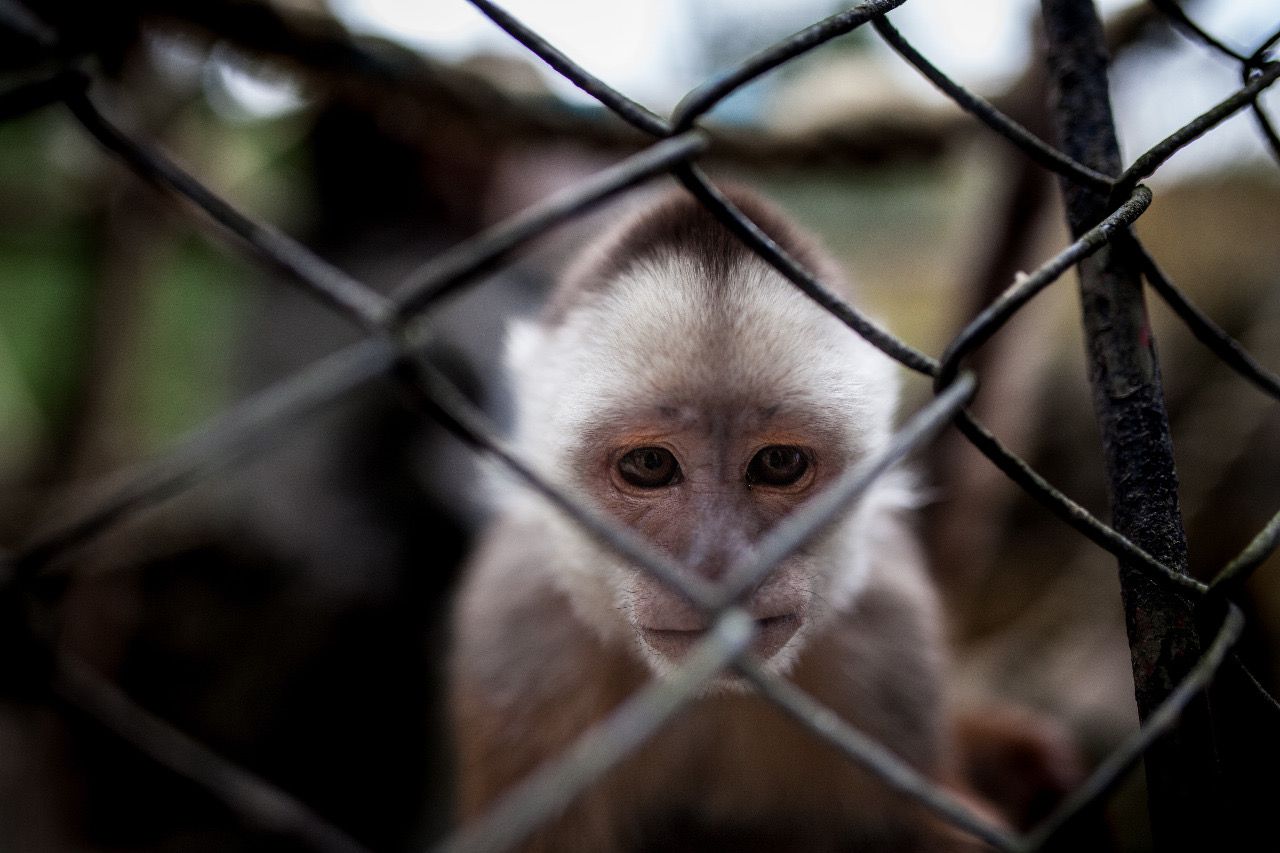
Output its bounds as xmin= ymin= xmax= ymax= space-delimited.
xmin=449 ymin=514 xmax=643 ymax=716
xmin=791 ymin=569 xmax=948 ymax=772
xmin=447 ymin=514 xmax=648 ymax=823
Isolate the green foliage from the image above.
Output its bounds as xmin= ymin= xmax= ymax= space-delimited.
xmin=0 ymin=224 xmax=95 ymax=439
xmin=131 ymin=238 xmax=247 ymax=452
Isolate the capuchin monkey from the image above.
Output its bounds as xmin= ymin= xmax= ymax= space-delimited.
xmin=448 ymin=187 xmax=1077 ymax=851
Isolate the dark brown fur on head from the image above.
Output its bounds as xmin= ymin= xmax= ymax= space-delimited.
xmin=544 ymin=186 xmax=841 ymax=326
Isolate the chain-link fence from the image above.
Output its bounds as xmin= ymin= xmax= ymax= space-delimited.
xmin=2 ymin=0 xmax=1280 ymax=850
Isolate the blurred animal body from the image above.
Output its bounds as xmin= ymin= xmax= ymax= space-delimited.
xmin=447 ymin=187 xmax=1028 ymax=851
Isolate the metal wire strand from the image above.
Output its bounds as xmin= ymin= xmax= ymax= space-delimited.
xmin=1136 ymin=239 xmax=1280 ymax=401
xmin=7 ymin=2 xmax=1280 ymax=851
xmin=936 ymin=186 xmax=1153 ymax=390
xmin=1244 ymin=66 xmax=1280 ymax=167
xmin=1247 ymin=28 xmax=1280 ymax=165
xmin=396 ymin=358 xmax=720 ymax=610
xmin=391 ymin=132 xmax=707 ymax=317
xmin=463 ymin=0 xmax=671 ymax=137
xmin=14 ymin=337 xmax=400 ymax=578
xmin=1148 ymin=0 xmax=1280 ymax=167
xmin=714 ymin=373 xmax=977 ymax=608
xmin=1254 ymin=26 xmax=1280 ymax=62
xmin=1208 ymin=508 xmax=1280 ymax=595
xmin=671 ymin=0 xmax=908 ymax=130
xmin=0 ymin=0 xmax=58 ymax=47
xmin=871 ymin=16 xmax=1114 ymax=192
xmin=64 ymin=90 xmax=394 ymax=329
xmin=433 ymin=611 xmax=755 ymax=853
xmin=1016 ymin=604 xmax=1245 ymax=852
xmin=1231 ymin=653 xmax=1280 ymax=718
xmin=54 ymin=652 xmax=373 ymax=853
xmin=0 ymin=67 xmax=86 ymax=120
xmin=1150 ymin=0 xmax=1251 ymax=64
xmin=737 ymin=658 xmax=1020 ymax=852
xmin=954 ymin=410 xmax=1206 ymax=594
xmin=676 ymin=165 xmax=939 ymax=375
xmin=1115 ymin=60 xmax=1280 ymax=191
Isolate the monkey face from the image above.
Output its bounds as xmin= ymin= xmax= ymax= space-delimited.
xmin=580 ymin=402 xmax=841 ymax=670
xmin=502 ymin=197 xmax=905 ymax=677
xmin=575 ymin=409 xmax=907 ymax=679
xmin=504 ymin=262 xmax=904 ymax=677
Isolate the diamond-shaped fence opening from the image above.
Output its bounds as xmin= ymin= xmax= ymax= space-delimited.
xmin=1 ymin=0 xmax=1279 ymax=851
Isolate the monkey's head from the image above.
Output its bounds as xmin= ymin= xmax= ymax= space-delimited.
xmin=504 ymin=188 xmax=905 ymax=676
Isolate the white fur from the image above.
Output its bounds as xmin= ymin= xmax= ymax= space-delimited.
xmin=500 ymin=249 xmax=911 ymax=670
xmin=510 ymin=254 xmax=896 ymax=467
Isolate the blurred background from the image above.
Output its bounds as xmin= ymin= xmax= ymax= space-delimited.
xmin=1 ymin=0 xmax=1279 ymax=849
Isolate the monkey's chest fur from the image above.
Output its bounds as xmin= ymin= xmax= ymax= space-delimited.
xmin=449 ymin=519 xmax=949 ymax=852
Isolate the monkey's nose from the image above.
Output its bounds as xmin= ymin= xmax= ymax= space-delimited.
xmin=680 ymin=509 xmax=753 ymax=582
xmin=639 ymin=613 xmax=800 ymax=662
xmin=691 ymin=558 xmax=731 ymax=582
xmin=684 ymin=540 xmax=748 ymax=582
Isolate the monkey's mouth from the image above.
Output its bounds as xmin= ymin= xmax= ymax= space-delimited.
xmin=639 ymin=613 xmax=801 ymax=662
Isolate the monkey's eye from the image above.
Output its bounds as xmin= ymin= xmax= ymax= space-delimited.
xmin=617 ymin=447 xmax=681 ymax=489
xmin=746 ymin=445 xmax=809 ymax=487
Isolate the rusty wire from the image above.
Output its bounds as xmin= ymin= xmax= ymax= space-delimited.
xmin=2 ymin=0 xmax=1280 ymax=850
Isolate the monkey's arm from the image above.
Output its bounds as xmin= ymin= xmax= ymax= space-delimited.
xmin=447 ymin=517 xmax=649 ymax=851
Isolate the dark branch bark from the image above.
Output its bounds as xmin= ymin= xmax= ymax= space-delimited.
xmin=1038 ymin=0 xmax=1221 ymax=848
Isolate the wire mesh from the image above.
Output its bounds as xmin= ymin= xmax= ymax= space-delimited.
xmin=1 ymin=0 xmax=1279 ymax=850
